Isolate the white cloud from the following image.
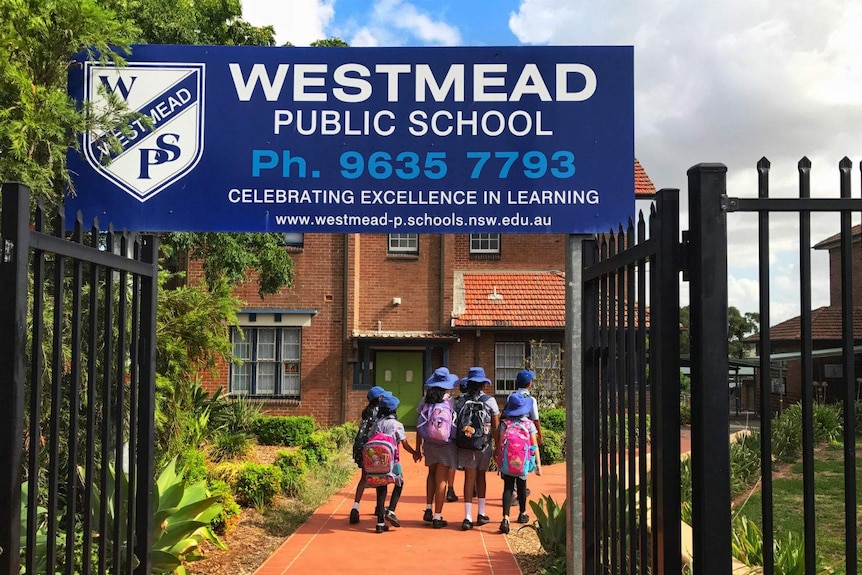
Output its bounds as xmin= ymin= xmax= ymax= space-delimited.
xmin=242 ymin=0 xmax=334 ymax=46
xmin=510 ymin=0 xmax=862 ymax=325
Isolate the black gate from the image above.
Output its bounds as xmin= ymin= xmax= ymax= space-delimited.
xmin=583 ymin=161 xmax=859 ymax=574
xmin=0 ymin=183 xmax=158 ymax=575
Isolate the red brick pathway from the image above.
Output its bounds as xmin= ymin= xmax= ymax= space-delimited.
xmin=254 ymin=429 xmax=692 ymax=575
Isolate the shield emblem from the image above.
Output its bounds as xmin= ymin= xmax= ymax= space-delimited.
xmin=82 ymin=62 xmax=205 ymax=203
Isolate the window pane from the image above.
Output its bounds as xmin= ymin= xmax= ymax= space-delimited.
xmin=232 ymin=330 xmax=250 ymax=359
xmin=388 ymin=234 xmax=418 ymax=253
xmin=283 ymin=233 xmax=304 ymax=247
xmin=257 ymin=363 xmax=277 ymax=394
xmin=231 ymin=363 xmax=251 ymax=395
xmin=470 ymin=233 xmax=500 ymax=253
xmin=282 ymin=362 xmax=301 ymax=396
xmin=495 ymin=342 xmax=525 ymax=393
xmin=257 ymin=328 xmax=276 ymax=360
xmin=282 ymin=328 xmax=301 ymax=361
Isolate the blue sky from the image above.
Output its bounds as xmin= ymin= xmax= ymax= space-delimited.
xmin=241 ymin=0 xmax=862 ymax=325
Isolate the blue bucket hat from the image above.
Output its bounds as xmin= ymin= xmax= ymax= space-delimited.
xmin=367 ymin=385 xmax=387 ymax=401
xmin=463 ymin=366 xmax=491 ymax=385
xmin=516 ymin=369 xmax=536 ymax=389
xmin=425 ymin=367 xmax=459 ymax=389
xmin=503 ymin=393 xmax=531 ymax=418
xmin=380 ymin=392 xmax=400 ymax=411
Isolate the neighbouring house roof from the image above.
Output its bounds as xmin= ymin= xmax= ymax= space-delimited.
xmin=813 ymin=223 xmax=862 ymax=250
xmin=635 ymin=159 xmax=657 ymax=199
xmin=452 ymin=271 xmax=566 ymax=328
xmin=748 ymin=305 xmax=862 ymax=341
xmin=450 ymin=271 xmax=652 ymax=329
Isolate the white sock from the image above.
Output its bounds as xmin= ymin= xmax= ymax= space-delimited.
xmin=434 ymin=513 xmax=442 ymax=520
xmin=478 ymin=498 xmax=486 ymax=516
xmin=352 ymin=502 xmax=359 ymax=511
xmin=426 ymin=504 xmax=432 ymax=511
xmin=464 ymin=502 xmax=473 ymax=522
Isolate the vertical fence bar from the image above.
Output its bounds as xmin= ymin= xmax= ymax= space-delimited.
xmin=687 ymin=164 xmax=731 ymax=575
xmin=797 ymin=158 xmax=817 ymax=574
xmin=26 ymin=201 xmax=46 ymax=575
xmin=652 ymin=188 xmax=682 ymax=574
xmin=636 ymin=212 xmax=648 ymax=575
xmin=82 ymin=219 xmax=100 ymax=575
xmin=600 ymin=236 xmax=610 ymax=570
xmin=615 ymin=226 xmax=628 ymax=575
xmin=134 ymin=234 xmax=158 ymax=575
xmin=838 ymin=158 xmax=856 ymax=575
xmin=127 ymin=239 xmax=141 ymax=575
xmin=625 ymin=220 xmax=637 ymax=573
xmin=99 ymin=226 xmax=115 ymax=574
xmin=0 ymin=183 xmax=31 ymax=575
xmin=648 ymin=203 xmax=660 ymax=574
xmin=47 ymin=208 xmax=67 ymax=574
xmin=607 ymin=232 xmax=619 ymax=575
xmin=582 ymin=237 xmax=599 ymax=575
xmin=756 ymin=158 xmax=775 ymax=575
xmin=66 ymin=214 xmax=85 ymax=573
xmin=114 ymin=234 xmax=129 ymax=575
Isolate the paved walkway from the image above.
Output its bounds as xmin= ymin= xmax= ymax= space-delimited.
xmin=255 ymin=429 xmax=692 ymax=575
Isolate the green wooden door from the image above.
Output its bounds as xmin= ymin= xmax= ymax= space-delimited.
xmin=375 ymin=351 xmax=424 ymax=428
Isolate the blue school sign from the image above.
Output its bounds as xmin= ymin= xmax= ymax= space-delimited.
xmin=66 ymin=45 xmax=633 ymax=233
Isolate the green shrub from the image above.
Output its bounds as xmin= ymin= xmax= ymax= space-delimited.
xmin=731 ymin=516 xmax=825 ymax=574
xmin=856 ymin=401 xmax=862 ymax=437
xmin=680 ymin=402 xmax=692 ymax=426
xmin=233 ymin=462 xmax=283 ymax=511
xmin=210 ymin=394 xmax=263 ymax=434
xmin=209 ymin=461 xmax=246 ymax=486
xmin=539 ymin=429 xmax=565 ymax=465
xmin=252 ymin=415 xmax=315 ymax=446
xmin=302 ymin=431 xmax=337 ymax=465
xmin=208 ymin=479 xmax=241 ymax=534
xmin=811 ymin=402 xmax=842 ymax=444
xmin=274 ymin=449 xmax=309 ymax=497
xmin=179 ymin=448 xmax=208 ymax=485
xmin=209 ymin=430 xmax=254 ymax=462
xmin=522 ymin=495 xmax=568 ymax=558
xmin=730 ymin=433 xmax=761 ymax=497
xmin=541 ymin=408 xmax=566 ymax=433
xmin=328 ymin=422 xmax=358 ymax=449
xmin=772 ymin=403 xmax=803 ymax=463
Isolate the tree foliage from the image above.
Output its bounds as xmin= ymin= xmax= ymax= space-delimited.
xmin=678 ymin=305 xmax=759 ymax=359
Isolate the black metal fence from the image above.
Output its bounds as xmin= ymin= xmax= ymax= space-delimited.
xmin=0 ymin=182 xmax=158 ymax=575
xmin=583 ymin=160 xmax=860 ymax=574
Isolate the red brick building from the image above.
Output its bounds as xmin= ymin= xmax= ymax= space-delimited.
xmin=197 ymin=160 xmax=657 ymax=426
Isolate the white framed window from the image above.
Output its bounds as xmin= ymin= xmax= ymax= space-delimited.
xmin=530 ymin=341 xmax=562 ymax=394
xmin=230 ymin=327 xmax=302 ymax=397
xmin=283 ymin=233 xmax=304 ymax=248
xmin=495 ymin=342 xmax=525 ymax=394
xmin=470 ymin=233 xmax=500 ymax=254
xmin=388 ymin=234 xmax=418 ymax=253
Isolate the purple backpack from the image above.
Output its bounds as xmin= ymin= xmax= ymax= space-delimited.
xmin=417 ymin=400 xmax=454 ymax=444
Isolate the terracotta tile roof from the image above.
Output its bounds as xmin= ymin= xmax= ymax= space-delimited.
xmin=635 ymin=159 xmax=656 ymax=199
xmin=451 ymin=271 xmax=650 ymax=329
xmin=813 ymin=223 xmax=861 ymax=250
xmin=754 ymin=305 xmax=862 ymax=341
xmin=453 ymin=271 xmax=566 ymax=328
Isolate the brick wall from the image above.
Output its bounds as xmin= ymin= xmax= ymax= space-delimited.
xmin=827 ymin=241 xmax=862 ymax=307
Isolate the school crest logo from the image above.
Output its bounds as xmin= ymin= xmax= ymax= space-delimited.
xmin=83 ymin=62 xmax=205 ymax=202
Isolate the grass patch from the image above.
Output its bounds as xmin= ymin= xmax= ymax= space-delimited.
xmin=263 ymin=450 xmax=357 ymax=535
xmin=735 ymin=443 xmax=862 ymax=575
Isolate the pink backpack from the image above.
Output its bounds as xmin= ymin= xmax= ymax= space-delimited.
xmin=496 ymin=421 xmax=532 ymax=476
xmin=362 ymin=431 xmax=397 ymax=487
xmin=417 ymin=400 xmax=454 ymax=444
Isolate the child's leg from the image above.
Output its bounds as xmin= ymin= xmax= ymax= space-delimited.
xmin=388 ymin=480 xmax=404 ymax=511
xmin=354 ymin=469 xmax=367 ymax=503
xmin=515 ymin=477 xmax=528 ymax=514
xmin=501 ymin=475 xmax=516 ymax=517
xmin=375 ymin=485 xmax=387 ymax=523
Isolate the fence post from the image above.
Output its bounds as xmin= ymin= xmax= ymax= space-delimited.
xmin=0 ymin=183 xmax=31 ymax=575
xmin=134 ymin=234 xmax=158 ymax=575
xmin=687 ymin=164 xmax=732 ymax=574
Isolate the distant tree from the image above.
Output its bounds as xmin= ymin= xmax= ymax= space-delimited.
xmin=679 ymin=305 xmax=759 ymax=359
xmin=310 ymin=37 xmax=349 ymax=47
xmin=679 ymin=305 xmax=691 ymax=356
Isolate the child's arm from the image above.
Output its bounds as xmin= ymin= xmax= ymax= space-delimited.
xmin=531 ymin=432 xmax=542 ymax=475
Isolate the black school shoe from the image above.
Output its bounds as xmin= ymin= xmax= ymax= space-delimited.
xmin=349 ymin=509 xmax=359 ymax=524
xmin=375 ymin=523 xmax=390 ymax=533
xmin=446 ymin=487 xmax=459 ymax=502
xmin=517 ymin=512 xmax=530 ymax=524
xmin=384 ymin=509 xmax=401 ymax=527
xmin=432 ymin=518 xmax=448 ymax=529
xmin=499 ymin=518 xmax=510 ymax=534
xmin=423 ymin=509 xmax=433 ymax=522
xmin=476 ymin=514 xmax=490 ymax=526
xmin=461 ymin=518 xmax=473 ymax=530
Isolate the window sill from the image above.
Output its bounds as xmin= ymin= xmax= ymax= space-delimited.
xmin=469 ymin=252 xmax=501 ymax=260
xmin=386 ymin=253 xmax=419 ymax=260
xmin=241 ymin=396 xmax=301 ymax=405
